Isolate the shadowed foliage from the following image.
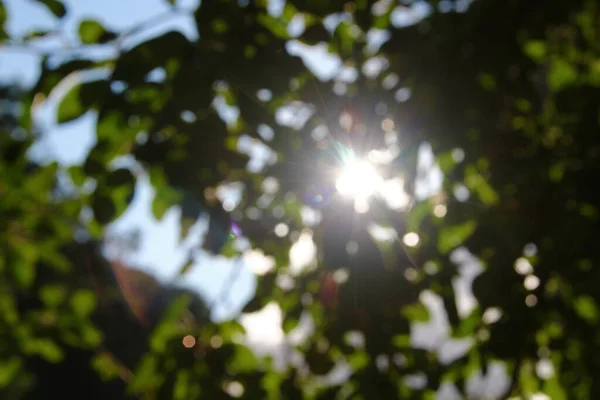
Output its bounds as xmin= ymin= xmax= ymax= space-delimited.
xmin=1 ymin=0 xmax=600 ymax=398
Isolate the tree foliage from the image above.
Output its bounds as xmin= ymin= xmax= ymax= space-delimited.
xmin=1 ymin=0 xmax=600 ymax=398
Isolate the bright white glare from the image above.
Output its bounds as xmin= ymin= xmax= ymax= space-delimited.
xmin=224 ymin=381 xmax=244 ymax=398
xmin=482 ymin=307 xmax=502 ymax=324
xmin=274 ymin=223 xmax=289 ymax=237
xmin=336 ymin=159 xmax=382 ymax=200
xmin=514 ymin=257 xmax=533 ymax=275
xmin=243 ymin=249 xmax=275 ymax=275
xmin=289 ymin=230 xmax=316 ymax=275
xmin=524 ymin=275 xmax=540 ymax=290
xmin=433 ymin=204 xmax=447 ymax=217
xmin=403 ymin=232 xmax=420 ymax=247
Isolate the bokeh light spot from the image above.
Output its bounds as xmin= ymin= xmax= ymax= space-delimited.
xmin=433 ymin=204 xmax=447 ymax=217
xmin=525 ymin=294 xmax=538 ymax=307
xmin=402 ymin=232 xmax=420 ymax=247
xmin=182 ymin=335 xmax=196 ymax=348
xmin=274 ymin=223 xmax=289 ymax=237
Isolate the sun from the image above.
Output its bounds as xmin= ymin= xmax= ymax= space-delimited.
xmin=335 ymin=159 xmax=382 ymax=201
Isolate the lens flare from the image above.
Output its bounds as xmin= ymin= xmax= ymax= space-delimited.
xmin=335 ymin=159 xmax=382 ymax=199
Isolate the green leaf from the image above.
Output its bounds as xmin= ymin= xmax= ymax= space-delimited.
xmin=392 ymin=334 xmax=411 ymax=348
xmin=26 ymin=339 xmax=64 ymax=363
xmin=401 ymin=302 xmax=430 ymax=322
xmin=106 ymin=168 xmax=135 ymax=187
xmin=33 ymin=0 xmax=67 ymax=18
xmin=574 ymin=295 xmax=598 ymax=323
xmin=173 ymin=370 xmax=190 ymax=400
xmin=57 ymin=80 xmax=108 ymax=123
xmin=152 ymin=187 xmax=181 ymax=220
xmin=13 ymin=258 xmax=36 ymax=288
xmin=0 ymin=358 xmax=22 ymax=388
xmin=70 ymin=289 xmax=97 ymax=317
xmin=523 ymin=40 xmax=546 ymax=62
xmin=438 ymin=220 xmax=477 ymax=254
xmin=128 ymin=354 xmax=160 ymax=394
xmin=406 ymin=200 xmax=430 ymax=232
xmin=464 ymin=165 xmax=499 ymax=206
xmin=92 ymin=192 xmax=117 ymax=225
xmin=549 ymin=59 xmax=578 ymax=91
xmin=230 ymin=345 xmax=258 ymax=373
xmin=0 ymin=4 xmax=7 ymax=40
xmin=57 ymin=83 xmax=85 ymax=123
xmin=78 ymin=19 xmax=117 ymax=44
xmin=257 ymin=13 xmax=290 ymax=39
xmin=149 ymin=168 xmax=181 ymax=220
xmin=477 ymin=72 xmax=496 ymax=91
xmin=80 ymin=322 xmax=103 ymax=347
xmin=453 ymin=310 xmax=481 ymax=338
xmin=346 ymin=350 xmax=369 ymax=371
xmin=549 ymin=162 xmax=565 ymax=183
xmin=92 ymin=353 xmax=123 ymax=381
xmin=39 ymin=284 xmax=68 ymax=307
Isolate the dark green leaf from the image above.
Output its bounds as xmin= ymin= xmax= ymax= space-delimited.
xmin=33 ymin=0 xmax=67 ymax=18
xmin=92 ymin=192 xmax=117 ymax=224
xmin=78 ymin=19 xmax=116 ymax=44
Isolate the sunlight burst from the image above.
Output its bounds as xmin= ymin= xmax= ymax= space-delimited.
xmin=335 ymin=159 xmax=382 ymax=202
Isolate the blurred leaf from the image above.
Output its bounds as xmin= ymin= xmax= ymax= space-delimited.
xmin=346 ymin=350 xmax=369 ymax=371
xmin=39 ymin=284 xmax=68 ymax=308
xmin=523 ymin=40 xmax=547 ymax=62
xmin=91 ymin=352 xmax=123 ymax=381
xmin=173 ymin=370 xmax=190 ymax=400
xmin=574 ymin=295 xmax=598 ymax=323
xmin=25 ymin=339 xmax=64 ymax=363
xmin=13 ymin=258 xmax=36 ymax=288
xmin=464 ymin=165 xmax=499 ymax=206
xmin=406 ymin=200 xmax=430 ymax=232
xmin=230 ymin=345 xmax=258 ymax=373
xmin=78 ymin=19 xmax=117 ymax=44
xmin=128 ymin=354 xmax=160 ymax=394
xmin=257 ymin=13 xmax=290 ymax=39
xmin=80 ymin=322 xmax=103 ymax=346
xmin=0 ymin=3 xmax=6 ymax=40
xmin=477 ymin=72 xmax=496 ymax=91
xmin=0 ymin=358 xmax=22 ymax=388
xmin=438 ymin=220 xmax=477 ymax=254
xmin=70 ymin=289 xmax=97 ymax=318
xmin=392 ymin=334 xmax=411 ymax=348
xmin=549 ymin=60 xmax=578 ymax=91
xmin=33 ymin=0 xmax=66 ymax=18
xmin=92 ymin=192 xmax=117 ymax=225
xmin=150 ymin=169 xmax=182 ymax=220
xmin=105 ymin=168 xmax=135 ymax=187
xmin=453 ymin=310 xmax=481 ymax=338
xmin=401 ymin=302 xmax=430 ymax=322
xmin=57 ymin=80 xmax=107 ymax=123
xmin=242 ymin=296 xmax=264 ymax=314
xmin=549 ymin=162 xmax=565 ymax=182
